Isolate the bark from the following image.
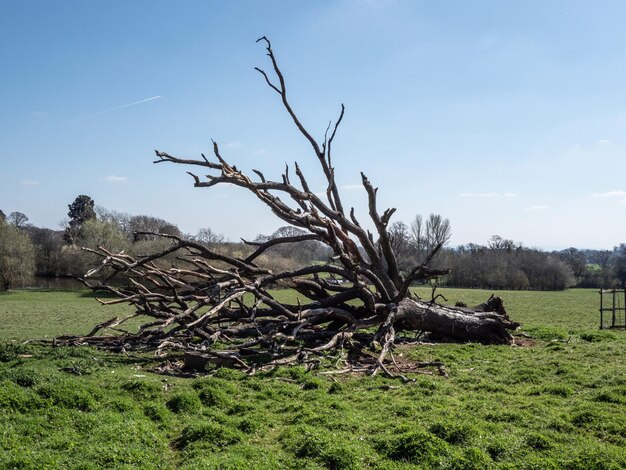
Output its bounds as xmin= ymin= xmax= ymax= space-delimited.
xmin=398 ymin=297 xmax=520 ymax=345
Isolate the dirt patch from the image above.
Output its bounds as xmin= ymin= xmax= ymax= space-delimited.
xmin=512 ymin=337 xmax=536 ymax=347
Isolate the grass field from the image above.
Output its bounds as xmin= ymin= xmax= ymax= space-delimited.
xmin=1 ymin=288 xmax=626 ymax=468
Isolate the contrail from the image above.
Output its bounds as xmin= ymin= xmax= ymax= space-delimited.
xmin=58 ymin=95 xmax=162 ymax=124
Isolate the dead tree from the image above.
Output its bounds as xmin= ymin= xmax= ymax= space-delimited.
xmin=64 ymin=38 xmax=519 ymax=378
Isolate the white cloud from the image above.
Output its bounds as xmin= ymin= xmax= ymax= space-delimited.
xmin=459 ymin=192 xmax=517 ymax=198
xmin=101 ymin=175 xmax=128 ymax=184
xmin=341 ymin=184 xmax=363 ymax=191
xmin=21 ymin=180 xmax=40 ymax=186
xmin=253 ymin=148 xmax=266 ymax=155
xmin=591 ymin=190 xmax=626 ymax=198
xmin=223 ymin=141 xmax=242 ymax=149
xmin=598 ymin=139 xmax=611 ymax=145
xmin=523 ymin=205 xmax=551 ymax=212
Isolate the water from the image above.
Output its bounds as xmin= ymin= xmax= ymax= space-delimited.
xmin=22 ymin=276 xmax=82 ymax=290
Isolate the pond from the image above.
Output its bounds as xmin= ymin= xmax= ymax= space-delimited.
xmin=21 ymin=276 xmax=82 ymax=290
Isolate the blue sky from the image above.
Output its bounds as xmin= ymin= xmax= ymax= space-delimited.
xmin=1 ymin=0 xmax=625 ymax=249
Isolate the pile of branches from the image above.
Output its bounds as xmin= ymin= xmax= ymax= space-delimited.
xmin=57 ymin=38 xmax=519 ymax=380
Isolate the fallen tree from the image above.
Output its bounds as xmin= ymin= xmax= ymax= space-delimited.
xmin=60 ymin=38 xmax=519 ymax=379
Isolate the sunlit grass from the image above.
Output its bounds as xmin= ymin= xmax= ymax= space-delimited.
xmin=1 ymin=287 xmax=625 ymax=468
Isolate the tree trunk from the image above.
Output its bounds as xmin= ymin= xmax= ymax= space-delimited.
xmin=397 ymin=298 xmax=520 ymax=345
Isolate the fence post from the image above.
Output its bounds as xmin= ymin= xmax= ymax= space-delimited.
xmin=613 ymin=289 xmax=617 ymax=328
xmin=600 ymin=289 xmax=603 ymax=329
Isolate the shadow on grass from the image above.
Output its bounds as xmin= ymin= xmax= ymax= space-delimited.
xmin=79 ymin=290 xmax=121 ymax=299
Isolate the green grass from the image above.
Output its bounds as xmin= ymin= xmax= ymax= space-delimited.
xmin=413 ymin=286 xmax=603 ymax=331
xmin=1 ymin=288 xmax=626 ymax=468
xmin=0 ymin=290 xmax=133 ymax=340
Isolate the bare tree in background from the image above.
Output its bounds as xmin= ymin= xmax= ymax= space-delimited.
xmin=410 ymin=213 xmax=451 ymax=264
xmin=425 ymin=214 xmax=451 ymax=252
xmin=8 ymin=212 xmax=29 ymax=229
xmin=195 ymin=227 xmax=225 ymax=246
xmin=410 ymin=214 xmax=424 ymax=259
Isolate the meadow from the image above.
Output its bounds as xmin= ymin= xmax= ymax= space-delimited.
xmin=1 ymin=287 xmax=625 ymax=468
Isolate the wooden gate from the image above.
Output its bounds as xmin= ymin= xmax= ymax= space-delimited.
xmin=599 ymin=289 xmax=626 ymax=329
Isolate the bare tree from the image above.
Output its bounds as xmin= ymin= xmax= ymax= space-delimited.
xmin=128 ymin=215 xmax=181 ymax=240
xmin=425 ymin=213 xmax=451 ymax=251
xmin=596 ymin=250 xmax=613 ymax=272
xmin=95 ymin=207 xmax=133 ymax=235
xmin=410 ymin=213 xmax=450 ymax=264
xmin=410 ymin=214 xmax=424 ymax=257
xmin=65 ymin=38 xmax=519 ymax=378
xmin=389 ymin=221 xmax=415 ymax=272
xmin=195 ymin=227 xmax=225 ymax=246
xmin=488 ymin=235 xmax=515 ymax=252
xmin=8 ymin=211 xmax=29 ymax=229
xmin=555 ymin=247 xmax=587 ymax=283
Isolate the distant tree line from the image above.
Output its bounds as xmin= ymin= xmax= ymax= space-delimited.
xmin=0 ymin=195 xmax=335 ymax=290
xmin=441 ymin=239 xmax=626 ymax=291
xmin=2 ymin=200 xmax=626 ymax=291
xmin=442 ymin=236 xmax=573 ymax=290
xmin=0 ymin=196 xmax=192 ymax=289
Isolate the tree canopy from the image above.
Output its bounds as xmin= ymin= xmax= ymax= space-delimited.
xmin=8 ymin=211 xmax=29 ymax=229
xmin=0 ymin=220 xmax=35 ymax=290
xmin=64 ymin=195 xmax=96 ymax=244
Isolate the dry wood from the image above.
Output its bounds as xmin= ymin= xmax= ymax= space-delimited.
xmin=58 ymin=37 xmax=520 ymax=379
